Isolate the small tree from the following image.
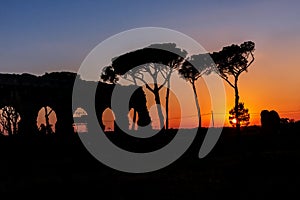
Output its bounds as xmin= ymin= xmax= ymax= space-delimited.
xmin=211 ymin=41 xmax=255 ymax=132
xmin=228 ymin=102 xmax=250 ymax=127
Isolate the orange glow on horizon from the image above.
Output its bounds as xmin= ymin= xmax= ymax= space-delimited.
xmin=100 ymin=43 xmax=300 ymax=130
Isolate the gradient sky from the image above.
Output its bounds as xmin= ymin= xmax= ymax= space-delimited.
xmin=1 ymin=0 xmax=300 ymax=127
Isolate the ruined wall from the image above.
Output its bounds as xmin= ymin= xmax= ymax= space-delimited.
xmin=0 ymin=72 xmax=150 ymax=136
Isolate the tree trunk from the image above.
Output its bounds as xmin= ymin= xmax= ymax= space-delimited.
xmin=12 ymin=121 xmax=17 ymax=135
xmin=165 ymin=80 xmax=171 ymax=131
xmin=132 ymin=78 xmax=138 ymax=130
xmin=192 ymin=81 xmax=201 ymax=128
xmin=7 ymin=119 xmax=12 ymax=136
xmin=44 ymin=107 xmax=49 ymax=134
xmin=234 ymin=78 xmax=240 ymax=133
xmin=44 ymin=106 xmax=53 ymax=134
xmin=132 ymin=109 xmax=137 ymax=130
xmin=154 ymin=84 xmax=165 ymax=130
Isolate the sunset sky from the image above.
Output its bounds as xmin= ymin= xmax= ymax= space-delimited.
xmin=1 ymin=0 xmax=300 ymax=128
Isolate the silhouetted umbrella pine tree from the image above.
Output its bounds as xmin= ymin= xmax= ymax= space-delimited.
xmin=101 ymin=43 xmax=187 ymax=130
xmin=179 ymin=54 xmax=213 ymax=128
xmin=211 ymin=41 xmax=255 ymax=132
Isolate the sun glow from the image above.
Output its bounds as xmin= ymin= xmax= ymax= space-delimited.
xmin=231 ymin=118 xmax=237 ymax=124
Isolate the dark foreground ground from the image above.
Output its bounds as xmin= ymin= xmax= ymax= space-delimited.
xmin=1 ymin=125 xmax=300 ymax=199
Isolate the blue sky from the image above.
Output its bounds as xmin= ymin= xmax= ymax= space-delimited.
xmin=1 ymin=0 xmax=299 ymax=75
xmin=1 ymin=0 xmax=300 ymax=124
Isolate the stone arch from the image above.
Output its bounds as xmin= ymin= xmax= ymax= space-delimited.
xmin=0 ymin=105 xmax=21 ymax=136
xmin=128 ymin=108 xmax=139 ymax=130
xmin=36 ymin=106 xmax=57 ymax=134
xmin=73 ymin=107 xmax=88 ymax=133
xmin=102 ymin=107 xmax=115 ymax=132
